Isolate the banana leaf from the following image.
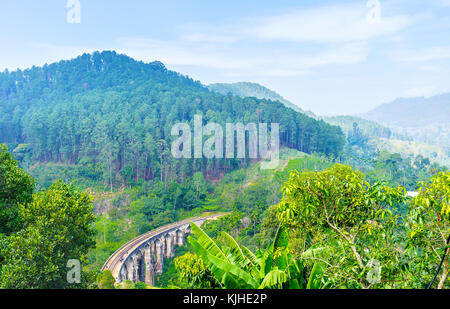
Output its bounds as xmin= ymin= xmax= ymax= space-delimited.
xmin=190 ymin=222 xmax=228 ymax=261
xmin=207 ymin=253 xmax=259 ymax=288
xmin=220 ymin=232 xmax=248 ymax=267
xmin=306 ymin=262 xmax=325 ymax=289
xmin=259 ymin=269 xmax=288 ymax=289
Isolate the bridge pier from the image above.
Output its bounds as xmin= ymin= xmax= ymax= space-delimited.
xmin=165 ymin=233 xmax=175 ymax=258
xmin=133 ymin=254 xmax=141 ymax=282
xmin=154 ymin=238 xmax=164 ymax=274
xmin=144 ymin=244 xmax=155 ymax=286
xmin=176 ymin=229 xmax=184 ymax=247
xmin=126 ymin=257 xmax=135 ymax=282
xmin=118 ymin=264 xmax=127 ymax=282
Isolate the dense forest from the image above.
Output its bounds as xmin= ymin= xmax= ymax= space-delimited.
xmin=0 ymin=51 xmax=345 ymax=189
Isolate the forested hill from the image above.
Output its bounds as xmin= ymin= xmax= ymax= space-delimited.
xmin=0 ymin=51 xmax=345 ymax=184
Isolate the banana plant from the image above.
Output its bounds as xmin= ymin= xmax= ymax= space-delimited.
xmin=188 ymin=222 xmax=325 ymax=289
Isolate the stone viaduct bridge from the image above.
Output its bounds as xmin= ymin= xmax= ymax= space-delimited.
xmin=101 ymin=213 xmax=227 ymax=286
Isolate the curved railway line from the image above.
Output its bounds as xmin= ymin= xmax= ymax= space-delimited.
xmin=101 ymin=213 xmax=228 ymax=281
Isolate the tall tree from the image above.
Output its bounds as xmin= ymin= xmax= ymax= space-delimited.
xmin=0 ymin=181 xmax=96 ymax=289
xmin=407 ymin=172 xmax=450 ymax=289
xmin=0 ymin=144 xmax=34 ymax=235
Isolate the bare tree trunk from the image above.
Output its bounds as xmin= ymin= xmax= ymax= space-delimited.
xmin=437 ymin=260 xmax=448 ymax=289
xmin=160 ymin=157 xmax=163 ymax=183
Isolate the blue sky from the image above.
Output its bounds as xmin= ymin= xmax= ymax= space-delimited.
xmin=1 ymin=0 xmax=450 ymax=115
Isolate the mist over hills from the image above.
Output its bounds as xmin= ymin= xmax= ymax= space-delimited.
xmin=359 ymin=94 xmax=450 ymax=146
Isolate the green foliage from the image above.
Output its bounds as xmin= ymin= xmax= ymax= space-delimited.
xmin=98 ymin=270 xmax=116 ymax=289
xmin=202 ymin=212 xmax=244 ymax=239
xmin=88 ymin=214 xmax=139 ymax=271
xmin=0 ymin=181 xmax=96 ymax=288
xmin=278 ymin=164 xmax=406 ymax=230
xmin=274 ymin=154 xmax=333 ymax=184
xmin=306 ymin=262 xmax=325 ymax=289
xmin=28 ymin=162 xmax=103 ymax=191
xmin=341 ymin=148 xmax=447 ymax=191
xmin=134 ymin=281 xmax=148 ymax=289
xmin=407 ymin=172 xmax=450 ymax=289
xmin=278 ymin=164 xmax=407 ymax=288
xmin=116 ymin=280 xmax=135 ymax=289
xmin=0 ymin=144 xmax=34 ymax=235
xmin=174 ymin=252 xmax=219 ymax=289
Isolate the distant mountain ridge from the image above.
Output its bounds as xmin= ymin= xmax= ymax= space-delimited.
xmin=208 ymin=82 xmax=394 ymax=140
xmin=359 ymin=93 xmax=450 ymax=146
xmin=207 ymin=81 xmax=450 ymax=167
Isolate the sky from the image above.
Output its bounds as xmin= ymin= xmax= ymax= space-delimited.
xmin=1 ymin=0 xmax=450 ymax=116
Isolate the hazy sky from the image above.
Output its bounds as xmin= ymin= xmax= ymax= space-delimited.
xmin=1 ymin=0 xmax=450 ymax=115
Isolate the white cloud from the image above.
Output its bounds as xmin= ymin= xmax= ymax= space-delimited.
xmin=116 ymin=37 xmax=368 ymax=77
xmin=297 ymin=42 xmax=369 ymax=68
xmin=0 ymin=42 xmax=100 ymax=71
xmin=440 ymin=0 xmax=450 ymax=7
xmin=8 ymin=36 xmax=367 ymax=78
xmin=109 ymin=2 xmax=416 ymax=77
xmin=419 ymin=65 xmax=442 ymax=72
xmin=174 ymin=3 xmax=416 ymax=47
xmin=245 ymin=3 xmax=412 ymax=43
xmin=402 ymin=85 xmax=437 ymax=97
xmin=179 ymin=33 xmax=243 ymax=44
xmin=116 ymin=37 xmax=258 ymax=70
xmin=391 ymin=46 xmax=450 ymax=62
